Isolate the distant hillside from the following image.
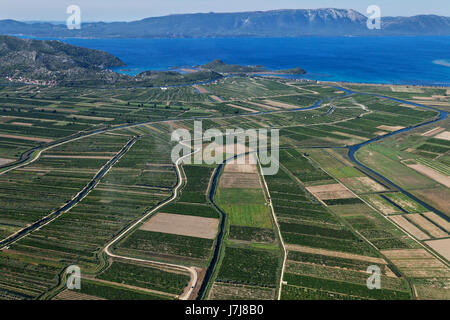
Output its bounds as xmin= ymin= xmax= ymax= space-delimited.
xmin=135 ymin=70 xmax=223 ymax=86
xmin=1 ymin=9 xmax=450 ymax=38
xmin=0 ymin=35 xmax=125 ymax=83
xmin=0 ymin=36 xmax=225 ymax=87
xmin=199 ymin=59 xmax=306 ymax=75
xmin=200 ymin=59 xmax=265 ymax=73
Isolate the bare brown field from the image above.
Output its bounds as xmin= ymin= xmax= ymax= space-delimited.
xmin=53 ymin=290 xmax=104 ymax=300
xmin=383 ymin=248 xmax=450 ymax=277
xmin=245 ymin=100 xmax=280 ymax=110
xmin=385 ymin=267 xmax=398 ymax=278
xmin=218 ymin=153 xmax=260 ymax=188
xmin=425 ymin=239 xmax=450 ymax=261
xmin=306 ymin=183 xmax=355 ymax=200
xmin=286 ymin=244 xmax=386 ymax=264
xmin=315 ymin=190 xmax=356 ymax=200
xmin=377 ymin=125 xmax=406 ymax=132
xmin=390 ymin=259 xmax=445 ymax=268
xmin=423 ymin=212 xmax=450 ymax=232
xmin=414 ymin=188 xmax=450 ymax=217
xmin=422 ymin=127 xmax=444 ymax=137
xmin=375 ymin=131 xmax=388 ymax=136
xmin=286 ymin=259 xmax=397 ymax=279
xmin=244 ymin=117 xmax=269 ymax=128
xmin=411 ymin=96 xmax=439 ymax=100
xmin=407 ymin=214 xmax=448 ymax=239
xmin=0 ymin=158 xmax=14 ymax=166
xmin=209 ymin=95 xmax=223 ymax=102
xmin=224 ymin=156 xmax=258 ymax=174
xmin=431 ymin=95 xmax=449 ymax=99
xmin=10 ymin=122 xmax=33 ymax=126
xmin=402 ymin=268 xmax=450 ymax=278
xmin=166 ymin=121 xmax=191 ymax=131
xmin=306 ymin=183 xmax=347 ymax=193
xmin=410 ymin=100 xmax=450 ymax=106
xmin=331 ymin=131 xmax=366 ymax=141
xmin=0 ymin=134 xmax=54 ymax=143
xmin=407 ymin=164 xmax=450 ymax=188
xmin=322 ymin=136 xmax=356 ymax=146
xmin=142 ymin=124 xmax=164 ymax=134
xmin=262 ymin=99 xmax=298 ymax=109
xmin=208 ymin=283 xmax=275 ymax=300
xmin=340 ymin=177 xmax=387 ymax=193
xmin=435 ymin=131 xmax=450 ymax=141
xmin=139 ymin=212 xmax=219 ymax=239
xmin=203 ymin=142 xmax=257 ymax=165
xmin=219 ymin=172 xmax=261 ymax=189
xmin=390 ymin=215 xmax=430 ymax=240
xmin=226 ymin=104 xmax=257 ymax=113
xmin=381 ymin=249 xmax=433 ymax=260
xmin=193 ymin=85 xmax=209 ymax=94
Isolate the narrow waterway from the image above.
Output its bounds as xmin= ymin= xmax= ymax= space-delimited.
xmin=196 ymin=161 xmax=227 ymax=299
xmin=334 ymin=86 xmax=449 ymax=222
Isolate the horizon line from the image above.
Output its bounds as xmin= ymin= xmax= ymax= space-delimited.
xmin=3 ymin=8 xmax=450 ymax=24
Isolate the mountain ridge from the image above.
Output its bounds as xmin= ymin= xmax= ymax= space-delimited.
xmin=2 ymin=8 xmax=450 ymax=38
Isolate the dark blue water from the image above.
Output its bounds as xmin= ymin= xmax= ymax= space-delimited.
xmin=58 ymin=36 xmax=450 ymax=85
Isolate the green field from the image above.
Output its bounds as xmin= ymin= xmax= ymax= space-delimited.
xmin=0 ymin=77 xmax=448 ymax=300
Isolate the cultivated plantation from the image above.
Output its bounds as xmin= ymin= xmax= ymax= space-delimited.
xmin=0 ymin=77 xmax=448 ymax=300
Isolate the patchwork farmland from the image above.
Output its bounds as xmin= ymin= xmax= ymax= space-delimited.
xmin=0 ymin=78 xmax=449 ymax=300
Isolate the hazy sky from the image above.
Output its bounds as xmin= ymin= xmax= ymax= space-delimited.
xmin=2 ymin=0 xmax=449 ymax=22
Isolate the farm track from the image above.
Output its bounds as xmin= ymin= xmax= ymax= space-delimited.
xmin=1 ymin=79 xmax=449 ymax=299
xmin=256 ymin=154 xmax=287 ymax=300
xmin=102 ymin=142 xmax=200 ymax=300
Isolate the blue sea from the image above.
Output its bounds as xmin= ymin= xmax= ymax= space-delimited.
xmin=60 ymin=37 xmax=450 ymax=86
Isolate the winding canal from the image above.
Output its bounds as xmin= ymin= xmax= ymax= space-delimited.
xmin=196 ymin=159 xmax=228 ymax=299
xmin=334 ymin=85 xmax=449 ymax=222
xmin=197 ymin=84 xmax=450 ymax=298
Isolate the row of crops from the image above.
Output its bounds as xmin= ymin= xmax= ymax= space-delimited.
xmin=266 ymin=148 xmax=412 ymax=300
xmin=0 ymin=128 xmax=179 ymax=299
